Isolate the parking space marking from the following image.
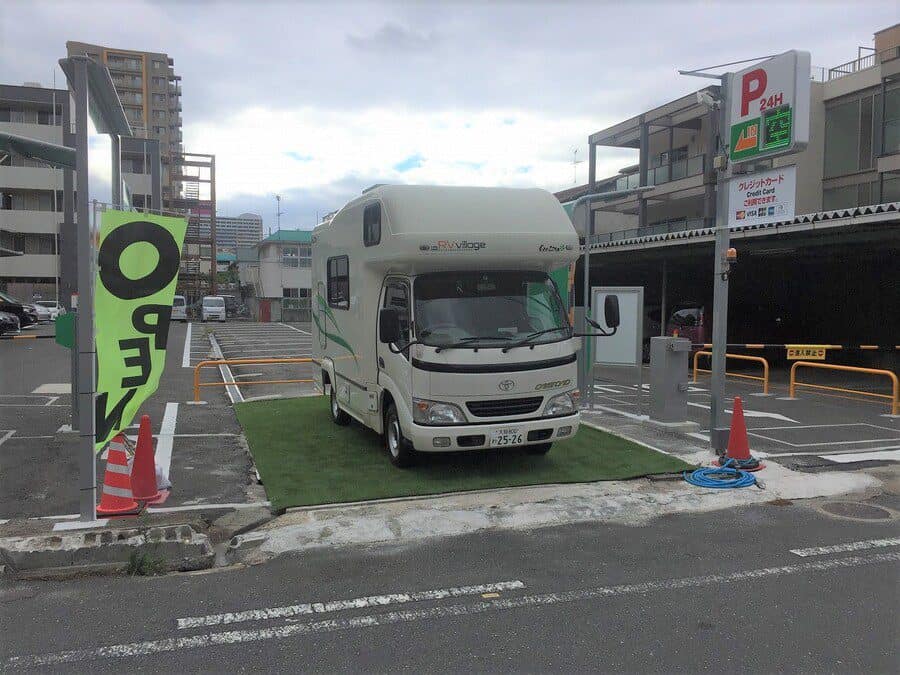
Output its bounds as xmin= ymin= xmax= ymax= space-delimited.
xmin=10 ymin=553 xmax=900 ymax=667
xmin=176 ymin=580 xmax=526 ymax=630
xmin=30 ymin=383 xmax=70 ymax=394
xmin=182 ymin=322 xmax=193 ymax=368
xmin=208 ymin=334 xmax=242 ymax=404
xmin=687 ymin=401 xmax=799 ymax=424
xmin=748 ymin=423 xmax=900 ymax=448
xmin=279 ymin=323 xmax=312 ymax=335
xmin=824 ymin=449 xmax=900 ymax=463
xmin=0 ymin=430 xmax=15 ymax=447
xmin=155 ymin=403 xmax=178 ymax=486
xmin=790 ymin=538 xmax=900 ymax=557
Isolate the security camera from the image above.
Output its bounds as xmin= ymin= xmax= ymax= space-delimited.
xmin=696 ymin=90 xmax=719 ymax=109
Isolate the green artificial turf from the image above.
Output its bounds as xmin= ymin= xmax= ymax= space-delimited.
xmin=236 ymin=396 xmax=692 ymax=511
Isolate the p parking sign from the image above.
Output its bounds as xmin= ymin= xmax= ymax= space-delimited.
xmin=728 ymin=51 xmax=810 ymax=163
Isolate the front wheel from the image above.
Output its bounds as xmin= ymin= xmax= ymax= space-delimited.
xmin=330 ymin=385 xmax=351 ymax=426
xmin=384 ymin=403 xmax=415 ymax=468
xmin=526 ymin=443 xmax=552 ymax=455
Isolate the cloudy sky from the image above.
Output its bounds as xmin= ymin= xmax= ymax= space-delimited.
xmin=2 ymin=1 xmax=896 ymax=230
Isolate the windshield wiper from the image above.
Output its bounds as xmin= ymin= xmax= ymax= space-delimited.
xmin=501 ymin=327 xmax=570 ymax=353
xmin=434 ymin=335 xmax=511 ymax=353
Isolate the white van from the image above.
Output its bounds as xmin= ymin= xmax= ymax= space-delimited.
xmin=312 ymin=185 xmax=618 ymax=467
xmin=172 ymin=295 xmax=187 ymax=322
xmin=201 ymin=295 xmax=226 ymax=322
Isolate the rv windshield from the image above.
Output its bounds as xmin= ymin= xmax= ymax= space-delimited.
xmin=414 ymin=271 xmax=569 ymax=348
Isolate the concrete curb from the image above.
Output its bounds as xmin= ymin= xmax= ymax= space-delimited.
xmin=0 ymin=524 xmax=214 ymax=578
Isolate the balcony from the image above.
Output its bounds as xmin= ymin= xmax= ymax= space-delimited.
xmin=613 ymin=154 xmax=705 ymax=192
xmin=590 ymin=217 xmax=708 ymax=245
xmin=0 ymin=209 xmax=60 ymax=234
xmin=827 ymin=46 xmax=900 ymax=81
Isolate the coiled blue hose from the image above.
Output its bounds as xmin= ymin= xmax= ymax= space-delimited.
xmin=683 ymin=459 xmax=757 ymax=489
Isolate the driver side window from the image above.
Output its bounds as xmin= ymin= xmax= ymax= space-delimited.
xmin=383 ymin=281 xmax=411 ymax=354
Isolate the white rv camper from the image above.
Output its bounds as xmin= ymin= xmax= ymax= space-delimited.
xmin=312 ymin=184 xmax=614 ymax=467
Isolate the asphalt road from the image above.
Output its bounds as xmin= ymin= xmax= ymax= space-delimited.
xmin=3 ymin=498 xmax=898 ymax=672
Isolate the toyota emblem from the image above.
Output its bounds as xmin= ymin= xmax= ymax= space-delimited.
xmin=498 ymin=379 xmax=515 ymax=392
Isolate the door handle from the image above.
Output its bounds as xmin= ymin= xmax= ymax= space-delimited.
xmin=378 ymin=357 xmax=385 ymax=369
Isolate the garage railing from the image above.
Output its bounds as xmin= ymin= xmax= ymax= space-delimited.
xmin=693 ymin=351 xmax=770 ymax=395
xmin=789 ymin=362 xmax=899 ymax=415
xmin=193 ymin=357 xmax=315 ymax=401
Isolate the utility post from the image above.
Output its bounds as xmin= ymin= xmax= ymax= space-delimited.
xmin=709 ymin=72 xmax=733 ymax=450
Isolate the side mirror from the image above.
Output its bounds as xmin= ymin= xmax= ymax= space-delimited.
xmin=379 ymin=307 xmax=401 ymax=344
xmin=604 ymin=295 xmax=620 ymax=329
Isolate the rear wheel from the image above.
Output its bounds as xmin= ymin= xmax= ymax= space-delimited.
xmin=384 ymin=403 xmax=415 ymax=468
xmin=330 ymin=385 xmax=351 ymax=426
xmin=526 ymin=443 xmax=552 ymax=455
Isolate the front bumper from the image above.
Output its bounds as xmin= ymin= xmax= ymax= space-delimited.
xmin=407 ymin=412 xmax=579 ymax=453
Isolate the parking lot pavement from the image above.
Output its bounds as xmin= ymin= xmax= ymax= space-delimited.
xmin=0 ymin=321 xmax=260 ymax=519
xmin=588 ymin=366 xmax=899 ymax=468
xmin=204 ymin=322 xmax=317 ymax=402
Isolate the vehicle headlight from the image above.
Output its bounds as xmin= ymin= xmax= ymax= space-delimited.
xmin=544 ymin=390 xmax=578 ymax=417
xmin=412 ymin=398 xmax=467 ymax=425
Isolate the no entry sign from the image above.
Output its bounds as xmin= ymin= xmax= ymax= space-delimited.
xmin=728 ymin=51 xmax=810 ymax=163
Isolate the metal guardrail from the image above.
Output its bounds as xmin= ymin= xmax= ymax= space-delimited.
xmin=789 ymin=362 xmax=898 ymax=415
xmin=194 ymin=357 xmax=314 ymax=401
xmin=693 ymin=350 xmax=770 ymax=395
xmin=827 ymin=47 xmax=900 ymax=81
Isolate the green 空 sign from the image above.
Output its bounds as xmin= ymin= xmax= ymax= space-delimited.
xmin=730 ymin=105 xmax=794 ymax=162
xmin=94 ymin=209 xmax=187 ymax=451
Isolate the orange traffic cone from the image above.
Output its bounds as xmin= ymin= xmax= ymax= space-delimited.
xmin=716 ymin=396 xmax=764 ymax=471
xmin=131 ymin=415 xmax=163 ymax=503
xmin=97 ymin=434 xmax=142 ymax=516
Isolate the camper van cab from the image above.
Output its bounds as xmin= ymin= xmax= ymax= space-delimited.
xmin=312 ymin=185 xmax=590 ymax=467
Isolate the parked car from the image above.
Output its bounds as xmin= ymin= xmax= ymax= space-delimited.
xmin=33 ymin=300 xmax=65 ymax=321
xmin=666 ymin=301 xmax=707 ymax=347
xmin=201 ymin=295 xmax=227 ymax=322
xmin=0 ymin=311 xmax=20 ymax=335
xmin=172 ymin=295 xmax=187 ymax=322
xmin=27 ymin=303 xmax=52 ymax=323
xmin=0 ymin=291 xmax=38 ymax=328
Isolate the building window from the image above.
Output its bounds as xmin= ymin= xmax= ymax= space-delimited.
xmin=363 ymin=202 xmax=381 ymax=246
xmin=885 ymin=87 xmax=900 ymax=155
xmin=282 ymin=247 xmax=298 ymax=267
xmin=327 ymin=255 xmax=350 ymax=309
xmin=153 ymin=60 xmax=164 ymax=70
xmin=283 ymin=288 xmax=299 ymax=298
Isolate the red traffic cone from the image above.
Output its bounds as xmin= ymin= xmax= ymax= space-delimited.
xmin=97 ymin=434 xmax=142 ymax=516
xmin=716 ymin=396 xmax=764 ymax=471
xmin=131 ymin=414 xmax=162 ymax=503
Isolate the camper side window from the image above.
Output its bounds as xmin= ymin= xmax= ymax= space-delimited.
xmin=327 ymin=255 xmax=350 ymax=310
xmin=363 ymin=203 xmax=381 ymax=247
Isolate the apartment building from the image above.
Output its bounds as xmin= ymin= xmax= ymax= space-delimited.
xmin=65 ymin=41 xmax=183 ymax=203
xmin=558 ymin=24 xmax=900 ymax=354
xmin=0 ymin=84 xmax=69 ymax=299
xmin=238 ymin=230 xmax=313 ymax=321
xmin=197 ymin=212 xmax=263 ymax=253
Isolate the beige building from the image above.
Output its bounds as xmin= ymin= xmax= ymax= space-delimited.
xmin=65 ymin=41 xmax=183 ymax=205
xmin=561 ymin=23 xmax=899 ymax=240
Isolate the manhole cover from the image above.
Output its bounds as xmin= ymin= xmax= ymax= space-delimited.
xmin=821 ymin=502 xmax=893 ymax=521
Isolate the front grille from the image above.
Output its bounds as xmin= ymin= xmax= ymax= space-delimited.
xmin=466 ymin=396 xmax=543 ymax=418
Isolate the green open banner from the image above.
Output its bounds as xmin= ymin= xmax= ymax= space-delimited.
xmin=94 ymin=209 xmax=187 ymax=451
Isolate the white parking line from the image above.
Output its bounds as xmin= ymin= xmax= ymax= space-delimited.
xmin=9 ymin=553 xmax=899 ymax=667
xmin=208 ymin=334 xmax=242 ymax=404
xmin=790 ymin=538 xmax=900 ymax=557
xmin=825 ymin=449 xmax=900 ymax=463
xmin=176 ymin=580 xmax=526 ymax=630
xmin=279 ymin=322 xmax=312 ymax=335
xmin=156 ymin=403 xmax=178 ymax=486
xmin=181 ymin=322 xmax=193 ymax=368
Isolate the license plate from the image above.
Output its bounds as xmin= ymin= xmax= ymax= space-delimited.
xmin=490 ymin=427 xmax=524 ymax=447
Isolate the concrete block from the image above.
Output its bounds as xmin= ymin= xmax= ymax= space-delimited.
xmin=0 ymin=525 xmax=214 ymax=576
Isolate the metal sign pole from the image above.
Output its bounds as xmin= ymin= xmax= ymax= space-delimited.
xmin=73 ymin=59 xmax=97 ymax=521
xmin=709 ymin=72 xmax=732 ymax=451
